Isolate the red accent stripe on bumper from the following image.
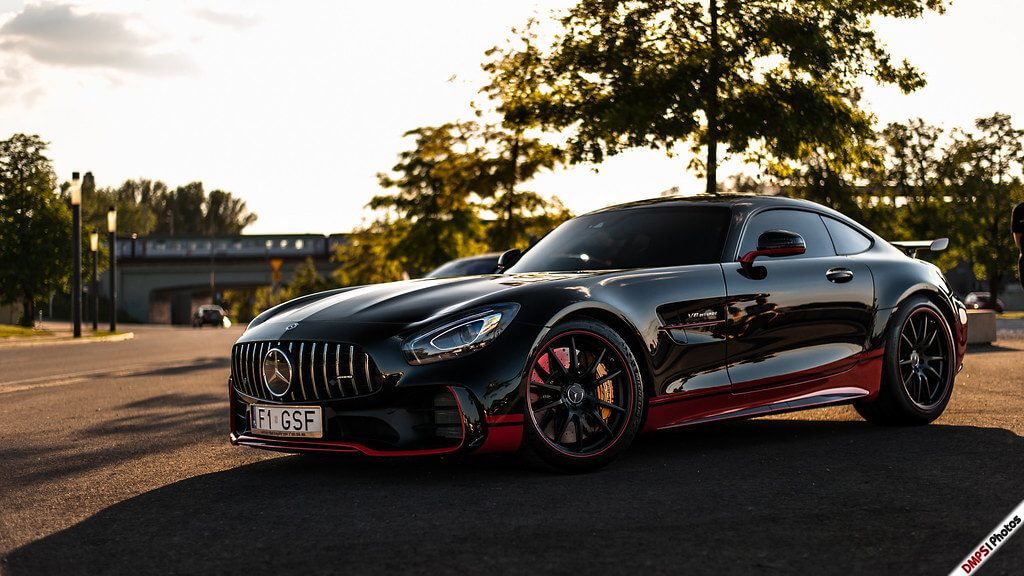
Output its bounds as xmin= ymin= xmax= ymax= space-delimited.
xmin=475 ymin=425 xmax=523 ymax=454
xmin=485 ymin=414 xmax=524 ymax=425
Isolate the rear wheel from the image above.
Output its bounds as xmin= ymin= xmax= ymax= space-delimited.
xmin=855 ymin=296 xmax=955 ymax=425
xmin=521 ymin=319 xmax=644 ymax=472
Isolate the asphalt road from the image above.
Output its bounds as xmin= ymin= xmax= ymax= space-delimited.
xmin=1 ymin=325 xmax=1022 ymax=575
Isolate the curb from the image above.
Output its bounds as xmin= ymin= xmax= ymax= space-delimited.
xmin=0 ymin=331 xmax=135 ymax=349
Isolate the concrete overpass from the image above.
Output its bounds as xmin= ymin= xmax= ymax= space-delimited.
xmin=105 ymin=234 xmax=346 ymax=324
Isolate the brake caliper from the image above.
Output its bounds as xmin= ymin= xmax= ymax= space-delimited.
xmin=594 ymin=363 xmax=614 ymax=420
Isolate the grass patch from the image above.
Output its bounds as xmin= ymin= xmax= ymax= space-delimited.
xmin=998 ymin=311 xmax=1024 ymax=320
xmin=0 ymin=325 xmax=52 ymax=338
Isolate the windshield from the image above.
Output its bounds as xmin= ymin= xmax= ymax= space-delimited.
xmin=506 ymin=206 xmax=731 ymax=273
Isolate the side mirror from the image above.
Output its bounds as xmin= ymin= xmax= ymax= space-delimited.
xmin=496 ymin=249 xmax=522 ymax=272
xmin=740 ymin=230 xmax=806 ymax=266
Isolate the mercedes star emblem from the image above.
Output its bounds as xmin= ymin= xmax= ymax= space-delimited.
xmin=262 ymin=347 xmax=293 ymax=397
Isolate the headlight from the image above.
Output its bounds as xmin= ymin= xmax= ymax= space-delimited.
xmin=403 ymin=303 xmax=520 ymax=365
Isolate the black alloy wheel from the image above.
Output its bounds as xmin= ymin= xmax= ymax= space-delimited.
xmin=855 ymin=296 xmax=955 ymax=425
xmin=897 ymin=307 xmax=952 ymax=410
xmin=522 ymin=319 xmax=644 ymax=471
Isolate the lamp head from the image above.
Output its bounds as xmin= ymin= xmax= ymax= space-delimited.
xmin=70 ymin=172 xmax=81 ymax=206
xmin=107 ymin=206 xmax=117 ymax=233
xmin=89 ymin=231 xmax=99 ymax=252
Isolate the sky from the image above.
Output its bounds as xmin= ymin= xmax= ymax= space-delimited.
xmin=0 ymin=0 xmax=1021 ymax=235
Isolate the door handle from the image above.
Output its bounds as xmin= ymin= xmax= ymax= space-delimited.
xmin=826 ymin=268 xmax=854 ymax=283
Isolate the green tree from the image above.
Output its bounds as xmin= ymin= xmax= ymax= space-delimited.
xmin=205 ymin=189 xmax=259 ymax=235
xmin=79 ymin=177 xmax=166 ymax=238
xmin=150 ymin=182 xmax=257 ymax=236
xmin=943 ymin=113 xmax=1024 ymax=299
xmin=766 ymin=131 xmax=894 ymax=235
xmin=871 ymin=119 xmax=950 ymax=240
xmin=333 ymin=220 xmax=409 ymax=286
xmin=282 ymin=257 xmax=335 ymax=299
xmin=372 ymin=123 xmax=489 ymax=274
xmin=480 ymin=21 xmax=568 ymax=249
xmin=541 ymin=0 xmax=946 ymax=194
xmin=0 ymin=134 xmax=70 ymax=325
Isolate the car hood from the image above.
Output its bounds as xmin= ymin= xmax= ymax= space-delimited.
xmin=251 ymin=272 xmax=598 ymax=331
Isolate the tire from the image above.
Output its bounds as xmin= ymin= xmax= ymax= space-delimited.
xmin=520 ymin=319 xmax=645 ymax=472
xmin=855 ymin=296 xmax=955 ymax=425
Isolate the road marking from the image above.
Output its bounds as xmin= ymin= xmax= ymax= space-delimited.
xmin=0 ymin=359 xmax=227 ymax=395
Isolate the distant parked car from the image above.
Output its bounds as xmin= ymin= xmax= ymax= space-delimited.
xmin=192 ymin=305 xmax=230 ymax=328
xmin=963 ymin=292 xmax=1004 ymax=313
xmin=424 ymin=253 xmax=500 ymax=278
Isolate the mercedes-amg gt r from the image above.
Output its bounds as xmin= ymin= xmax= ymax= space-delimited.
xmin=228 ymin=195 xmax=968 ymax=471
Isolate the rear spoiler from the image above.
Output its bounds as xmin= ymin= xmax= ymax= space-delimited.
xmin=890 ymin=238 xmax=949 ymax=258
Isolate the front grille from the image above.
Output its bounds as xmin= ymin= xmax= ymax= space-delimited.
xmin=232 ymin=340 xmax=384 ymax=403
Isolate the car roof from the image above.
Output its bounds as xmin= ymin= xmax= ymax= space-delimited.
xmin=588 ymin=193 xmax=823 ymax=214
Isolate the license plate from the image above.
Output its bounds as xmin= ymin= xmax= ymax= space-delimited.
xmin=250 ymin=405 xmax=323 ymax=438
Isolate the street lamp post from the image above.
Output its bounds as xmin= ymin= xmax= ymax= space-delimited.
xmin=90 ymin=231 xmax=99 ymax=331
xmin=70 ymin=173 xmax=82 ymax=338
xmin=108 ymin=207 xmax=118 ymax=332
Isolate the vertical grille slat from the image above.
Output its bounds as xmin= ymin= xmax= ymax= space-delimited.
xmin=231 ymin=339 xmax=383 ymax=403
xmin=251 ymin=342 xmax=259 ymax=397
xmin=334 ymin=344 xmax=342 ymax=396
xmin=297 ymin=342 xmax=308 ymax=400
xmin=309 ymin=342 xmax=321 ymax=400
xmin=287 ymin=342 xmax=296 ymax=402
xmin=323 ymin=343 xmax=332 ymax=399
xmin=348 ymin=345 xmax=356 ymax=396
xmin=245 ymin=343 xmax=256 ymax=397
xmin=363 ymin=353 xmax=372 ymax=395
xmin=242 ymin=343 xmax=253 ymax=397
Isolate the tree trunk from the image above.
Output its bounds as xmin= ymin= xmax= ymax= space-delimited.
xmin=705 ymin=0 xmax=720 ymax=195
xmin=21 ymin=290 xmax=34 ymax=327
xmin=988 ymin=270 xmax=1002 ymax=307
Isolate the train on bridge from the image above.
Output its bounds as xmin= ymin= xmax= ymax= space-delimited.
xmin=107 ymin=233 xmax=348 ymax=324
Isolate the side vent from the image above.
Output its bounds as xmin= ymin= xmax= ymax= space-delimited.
xmin=432 ymin=390 xmax=462 ymax=440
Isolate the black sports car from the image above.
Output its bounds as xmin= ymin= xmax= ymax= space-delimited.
xmin=229 ymin=195 xmax=968 ymax=471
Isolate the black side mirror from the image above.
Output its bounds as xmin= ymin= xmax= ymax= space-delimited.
xmin=496 ymin=249 xmax=522 ymax=272
xmin=740 ymin=230 xmax=806 ymax=267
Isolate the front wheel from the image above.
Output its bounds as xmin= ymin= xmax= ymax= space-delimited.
xmin=855 ymin=296 xmax=956 ymax=425
xmin=521 ymin=319 xmax=645 ymax=472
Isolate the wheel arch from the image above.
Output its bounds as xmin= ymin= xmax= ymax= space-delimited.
xmin=889 ymin=286 xmax=958 ymax=340
xmin=550 ymin=305 xmax=657 ymax=400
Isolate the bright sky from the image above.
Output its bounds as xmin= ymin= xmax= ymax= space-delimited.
xmin=0 ymin=0 xmax=1021 ymax=235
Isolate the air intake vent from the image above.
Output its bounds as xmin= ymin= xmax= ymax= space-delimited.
xmin=432 ymin=390 xmax=462 ymax=440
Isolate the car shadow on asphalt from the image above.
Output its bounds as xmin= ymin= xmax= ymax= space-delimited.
xmin=3 ymin=392 xmax=225 ymax=491
xmin=4 ymin=418 xmax=1023 ymax=575
xmin=116 ymin=357 xmax=231 ymax=378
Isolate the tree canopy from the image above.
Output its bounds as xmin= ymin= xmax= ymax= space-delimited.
xmin=536 ymin=0 xmax=947 ymax=193
xmin=0 ymin=134 xmax=70 ymax=325
xmin=371 ymin=123 xmax=490 ymax=275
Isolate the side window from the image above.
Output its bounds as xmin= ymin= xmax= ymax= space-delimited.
xmin=823 ymin=217 xmax=873 ymax=255
xmin=738 ymin=210 xmax=836 ymax=259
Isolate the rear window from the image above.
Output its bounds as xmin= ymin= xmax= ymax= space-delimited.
xmin=823 ymin=217 xmax=873 ymax=255
xmin=507 ymin=206 xmax=731 ymax=272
